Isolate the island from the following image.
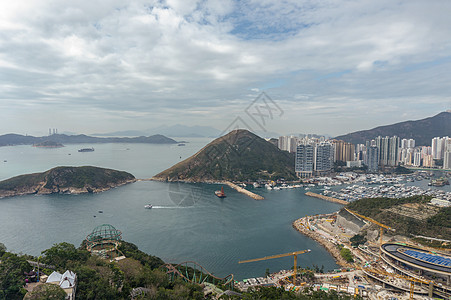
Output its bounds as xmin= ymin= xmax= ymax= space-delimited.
xmin=0 ymin=133 xmax=178 ymax=146
xmin=32 ymin=140 xmax=64 ymax=148
xmin=0 ymin=166 xmax=136 ymax=197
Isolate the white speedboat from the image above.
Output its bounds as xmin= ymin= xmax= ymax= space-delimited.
xmin=144 ymin=204 xmax=152 ymax=209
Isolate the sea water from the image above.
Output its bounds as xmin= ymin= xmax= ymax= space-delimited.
xmin=0 ymin=139 xmax=343 ymax=279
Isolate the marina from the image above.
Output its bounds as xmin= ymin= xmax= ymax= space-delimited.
xmin=323 ymin=183 xmax=451 ymax=203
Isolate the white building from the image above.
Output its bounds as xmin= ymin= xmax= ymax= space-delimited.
xmin=46 ymin=270 xmax=77 ymax=300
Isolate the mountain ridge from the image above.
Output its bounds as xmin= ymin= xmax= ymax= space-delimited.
xmin=334 ymin=111 xmax=450 ymax=146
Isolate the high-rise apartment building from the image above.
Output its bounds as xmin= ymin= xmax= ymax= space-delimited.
xmin=388 ymin=136 xmax=400 ymax=166
xmin=295 ymin=143 xmax=314 ymax=178
xmin=314 ymin=141 xmax=334 ymax=174
xmin=374 ymin=135 xmax=399 ymax=166
xmin=365 ymin=146 xmax=379 ymax=172
xmin=444 ymin=150 xmax=451 ymax=170
xmin=332 ymin=140 xmax=354 ymax=162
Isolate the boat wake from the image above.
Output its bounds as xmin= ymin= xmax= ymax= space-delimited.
xmin=150 ymin=205 xmax=192 ymax=209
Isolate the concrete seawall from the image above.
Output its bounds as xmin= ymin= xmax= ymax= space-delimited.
xmin=305 ymin=192 xmax=348 ymax=205
xmin=223 ymin=181 xmax=264 ymax=200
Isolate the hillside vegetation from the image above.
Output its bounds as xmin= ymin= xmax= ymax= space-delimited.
xmin=345 ymin=195 xmax=451 ymax=240
xmin=0 ymin=166 xmax=136 ymax=197
xmin=153 ymin=129 xmax=296 ymax=182
xmin=0 ymin=241 xmax=359 ymax=300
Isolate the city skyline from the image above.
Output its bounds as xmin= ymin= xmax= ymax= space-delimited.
xmin=1 ymin=1 xmax=451 ymax=136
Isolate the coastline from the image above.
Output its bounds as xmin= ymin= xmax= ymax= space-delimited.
xmin=305 ymin=191 xmax=348 ymax=205
xmin=292 ymin=216 xmax=351 ymax=268
xmin=0 ymin=179 xmax=136 ymax=198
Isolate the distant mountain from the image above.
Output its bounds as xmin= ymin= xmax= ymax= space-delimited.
xmin=92 ymin=130 xmax=149 ymax=137
xmin=0 ymin=133 xmax=177 ymax=146
xmin=0 ymin=166 xmax=136 ymax=197
xmin=334 ymin=111 xmax=451 ymax=146
xmin=148 ymin=124 xmax=221 ymax=137
xmin=153 ymin=129 xmax=296 ymax=182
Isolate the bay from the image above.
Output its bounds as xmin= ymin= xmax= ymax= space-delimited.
xmin=0 ymin=139 xmax=342 ymax=280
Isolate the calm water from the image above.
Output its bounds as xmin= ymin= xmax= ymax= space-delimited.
xmin=0 ymin=139 xmax=343 ymax=279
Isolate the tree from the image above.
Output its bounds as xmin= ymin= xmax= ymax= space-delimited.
xmin=339 ymin=248 xmax=354 ymax=263
xmin=350 ymin=234 xmax=367 ymax=247
xmin=0 ymin=243 xmax=6 ymax=256
xmin=23 ymin=284 xmax=66 ymax=300
xmin=0 ymin=252 xmax=31 ymax=299
xmin=41 ymin=242 xmax=89 ymax=270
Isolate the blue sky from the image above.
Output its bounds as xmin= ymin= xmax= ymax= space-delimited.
xmin=0 ymin=0 xmax=450 ymax=136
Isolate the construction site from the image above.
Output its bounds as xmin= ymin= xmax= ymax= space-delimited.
xmin=235 ymin=208 xmax=451 ymax=300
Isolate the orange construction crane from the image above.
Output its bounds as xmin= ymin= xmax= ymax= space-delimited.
xmin=239 ymin=250 xmax=311 ymax=285
xmin=345 ymin=208 xmax=395 ymax=247
xmin=363 ymin=267 xmax=432 ymax=299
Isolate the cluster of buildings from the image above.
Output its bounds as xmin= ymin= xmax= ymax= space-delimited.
xmin=278 ymin=135 xmax=451 ymax=178
xmin=393 ymin=136 xmax=451 ymax=169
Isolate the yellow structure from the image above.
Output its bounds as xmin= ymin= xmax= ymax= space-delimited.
xmin=364 ymin=267 xmax=432 ymax=299
xmin=239 ymin=250 xmax=311 ymax=285
xmin=345 ymin=208 xmax=395 ymax=246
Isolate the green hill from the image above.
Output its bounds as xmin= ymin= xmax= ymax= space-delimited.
xmin=0 ymin=166 xmax=136 ymax=197
xmin=334 ymin=111 xmax=450 ymax=146
xmin=345 ymin=196 xmax=451 ymax=241
xmin=153 ymin=129 xmax=296 ymax=182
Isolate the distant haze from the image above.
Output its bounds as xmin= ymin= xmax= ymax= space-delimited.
xmin=1 ymin=1 xmax=450 ymax=136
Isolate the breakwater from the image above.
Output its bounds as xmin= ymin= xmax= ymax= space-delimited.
xmin=224 ymin=181 xmax=264 ymax=200
xmin=305 ymin=192 xmax=348 ymax=205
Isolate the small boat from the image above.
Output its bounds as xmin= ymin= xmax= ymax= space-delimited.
xmin=78 ymin=147 xmax=94 ymax=152
xmin=178 ymin=143 xmax=186 ymax=146
xmin=215 ymin=186 xmax=226 ymax=198
xmin=98 ymin=210 xmax=103 ymax=213
xmin=144 ymin=204 xmax=153 ymax=209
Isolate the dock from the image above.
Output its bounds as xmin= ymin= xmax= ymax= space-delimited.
xmin=224 ymin=181 xmax=264 ymax=200
xmin=305 ymin=192 xmax=348 ymax=205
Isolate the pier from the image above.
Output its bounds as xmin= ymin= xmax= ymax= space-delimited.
xmin=305 ymin=192 xmax=348 ymax=205
xmin=224 ymin=181 xmax=264 ymax=200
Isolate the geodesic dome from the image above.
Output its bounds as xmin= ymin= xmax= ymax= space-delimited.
xmin=85 ymin=224 xmax=123 ymax=256
xmin=86 ymin=224 xmax=122 ymax=243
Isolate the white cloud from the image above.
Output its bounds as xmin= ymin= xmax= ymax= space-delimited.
xmin=0 ymin=0 xmax=450 ymax=135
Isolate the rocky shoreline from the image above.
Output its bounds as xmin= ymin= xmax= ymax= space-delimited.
xmin=292 ymin=217 xmax=351 ymax=268
xmin=0 ymin=179 xmax=136 ymax=198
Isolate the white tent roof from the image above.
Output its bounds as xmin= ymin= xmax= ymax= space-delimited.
xmin=46 ymin=270 xmax=76 ymax=289
xmin=60 ymin=270 xmax=76 ymax=289
xmin=46 ymin=271 xmax=62 ymax=284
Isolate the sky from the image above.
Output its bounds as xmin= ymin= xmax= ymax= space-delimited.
xmin=1 ymin=0 xmax=450 ymax=137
